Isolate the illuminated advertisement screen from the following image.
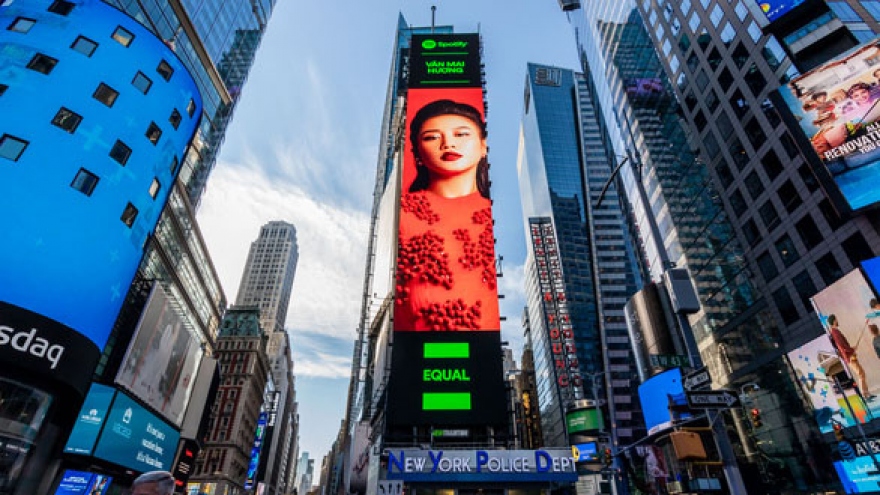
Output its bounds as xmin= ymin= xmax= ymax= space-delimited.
xmin=64 ymin=383 xmax=116 ymax=455
xmin=0 ymin=1 xmax=202 ymax=356
xmin=245 ymin=412 xmax=269 ymax=490
xmin=571 ymin=442 xmax=600 ymax=463
xmin=387 ymin=33 xmax=506 ymax=429
xmin=638 ymin=368 xmax=692 ymax=435
xmin=808 ymin=267 xmax=880 ymax=429
xmin=92 ymin=391 xmax=180 ymax=472
xmin=54 ymin=470 xmax=112 ymax=495
xmin=116 ymin=284 xmax=203 ymax=426
xmin=754 ymin=0 xmax=806 ymax=22
xmin=779 ymin=39 xmax=880 ymax=210
xmin=835 ymin=455 xmax=880 ymax=493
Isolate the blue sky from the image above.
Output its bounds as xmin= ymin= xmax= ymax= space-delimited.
xmin=196 ymin=0 xmax=580 ymax=466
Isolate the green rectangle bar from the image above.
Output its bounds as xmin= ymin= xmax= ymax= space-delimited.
xmin=423 ymin=393 xmax=471 ymax=410
xmin=423 ymin=342 xmax=470 ymax=359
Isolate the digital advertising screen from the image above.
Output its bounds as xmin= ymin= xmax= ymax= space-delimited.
xmin=387 ymin=33 xmax=506 ymax=430
xmin=754 ymin=0 xmax=807 ymax=22
xmin=245 ymin=412 xmax=269 ymax=490
xmin=64 ymin=383 xmax=116 ymax=455
xmin=54 ymin=470 xmax=112 ymax=495
xmin=571 ymin=442 xmax=600 ymax=463
xmin=92 ymin=390 xmax=180 ymax=472
xmin=637 ymin=368 xmax=692 ymax=435
xmin=116 ymin=284 xmax=203 ymax=426
xmin=779 ymin=38 xmax=880 ymax=210
xmin=809 ymin=268 xmax=880 ymax=428
xmin=834 ymin=455 xmax=880 ymax=493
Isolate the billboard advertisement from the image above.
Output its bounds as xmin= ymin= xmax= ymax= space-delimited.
xmin=92 ymin=390 xmax=180 ymax=472
xmin=244 ymin=412 xmax=269 ymax=490
xmin=64 ymin=383 xmax=116 ymax=455
xmin=808 ymin=267 xmax=880 ymax=428
xmin=638 ymin=368 xmax=692 ymax=435
xmin=0 ymin=1 xmax=202 ymax=364
xmin=780 ymin=39 xmax=880 ymax=210
xmin=834 ymin=453 xmax=880 ymax=493
xmin=116 ymin=284 xmax=203 ymax=426
xmin=54 ymin=470 xmax=112 ymax=495
xmin=386 ymin=449 xmax=577 ymax=482
xmin=387 ymin=33 xmax=507 ymax=429
xmin=754 ymin=0 xmax=807 ymax=22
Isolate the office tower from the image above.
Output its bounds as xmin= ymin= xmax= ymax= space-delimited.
xmin=518 ymin=63 xmax=644 ymax=450
xmin=236 ymin=221 xmax=299 ymax=334
xmin=264 ymin=330 xmax=300 ymax=495
xmin=190 ymin=307 xmax=271 ymax=493
xmin=561 ymin=0 xmax=880 ymax=491
xmin=0 ymin=1 xmax=204 ymax=493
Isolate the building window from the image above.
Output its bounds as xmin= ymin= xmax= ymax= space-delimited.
xmin=93 ymin=83 xmax=119 ymax=107
xmin=818 ymin=199 xmax=842 ymax=230
xmin=148 ymin=178 xmax=161 ymax=199
xmin=186 ymin=98 xmax=196 ymax=117
xmin=131 ymin=71 xmax=152 ymax=94
xmin=798 ymin=164 xmax=819 ymax=192
xmin=0 ymin=84 xmax=7 ymax=96
xmin=744 ymin=170 xmax=764 ymax=199
xmin=757 ymin=251 xmax=778 ymax=280
xmin=70 ymin=168 xmax=99 ymax=196
xmin=169 ymin=108 xmax=182 ymax=130
xmin=773 ymin=286 xmax=799 ymax=324
xmin=795 ymin=215 xmax=822 ymax=250
xmin=121 ymin=202 xmax=138 ymax=227
xmin=109 ymin=140 xmax=131 ymax=165
xmin=744 ymin=116 xmax=765 ymax=150
xmin=775 ymin=234 xmax=799 ymax=267
xmin=70 ymin=35 xmax=98 ymax=57
xmin=111 ymin=26 xmax=134 ymax=47
xmin=816 ymin=252 xmax=844 ymax=285
xmin=759 ymin=200 xmax=780 ymax=230
xmin=777 ymin=180 xmax=802 ymax=213
xmin=0 ymin=134 xmax=28 ymax=161
xmin=26 ymin=53 xmax=58 ymax=75
xmin=792 ymin=270 xmax=817 ymax=309
xmin=156 ymin=60 xmax=174 ymax=81
xmin=742 ymin=218 xmax=760 ymax=246
xmin=842 ymin=232 xmax=873 ymax=266
xmin=48 ymin=0 xmax=75 ymax=15
xmin=728 ymin=188 xmax=747 ymax=216
xmin=51 ymin=107 xmax=82 ymax=133
xmin=170 ymin=155 xmax=179 ymax=174
xmin=829 ymin=2 xmax=861 ymax=21
xmin=145 ymin=122 xmax=162 ymax=145
xmin=7 ymin=17 xmax=36 ymax=33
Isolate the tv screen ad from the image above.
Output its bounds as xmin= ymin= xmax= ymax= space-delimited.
xmin=754 ymin=0 xmax=807 ymax=22
xmin=835 ymin=455 xmax=880 ymax=493
xmin=116 ymin=284 xmax=203 ymax=426
xmin=64 ymin=383 xmax=116 ymax=455
xmin=54 ymin=470 xmax=112 ymax=495
xmin=809 ymin=267 xmax=880 ymax=428
xmin=780 ymin=38 xmax=880 ymax=210
xmin=638 ymin=368 xmax=692 ymax=435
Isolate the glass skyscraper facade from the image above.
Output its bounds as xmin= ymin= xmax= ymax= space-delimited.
xmin=518 ymin=63 xmax=643 ymax=450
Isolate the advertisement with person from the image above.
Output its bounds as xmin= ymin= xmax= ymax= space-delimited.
xmin=809 ymin=268 xmax=880 ymax=427
xmin=116 ymin=284 xmax=202 ymax=426
xmin=780 ymin=39 xmax=880 ymax=210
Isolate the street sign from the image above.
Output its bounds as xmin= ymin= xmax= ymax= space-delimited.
xmin=686 ymin=389 xmax=740 ymax=409
xmin=649 ymin=354 xmax=690 ymax=368
xmin=684 ymin=367 xmax=711 ymax=391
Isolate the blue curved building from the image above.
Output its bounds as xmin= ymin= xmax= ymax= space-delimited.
xmin=0 ymin=1 xmax=200 ymax=490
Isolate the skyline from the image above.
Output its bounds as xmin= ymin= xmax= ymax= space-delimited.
xmin=196 ymin=1 xmax=580 ymax=460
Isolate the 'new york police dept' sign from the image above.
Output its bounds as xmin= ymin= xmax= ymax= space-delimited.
xmin=386 ymin=449 xmax=577 ymax=482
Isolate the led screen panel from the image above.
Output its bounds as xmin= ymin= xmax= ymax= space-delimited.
xmin=92 ymin=391 xmax=180 ymax=472
xmin=54 ymin=471 xmax=112 ymax=495
xmin=64 ymin=383 xmax=116 ymax=455
xmin=809 ymin=268 xmax=880 ymax=428
xmin=780 ymin=39 xmax=880 ymax=210
xmin=637 ymin=368 xmax=692 ymax=435
xmin=834 ymin=455 xmax=880 ymax=493
xmin=754 ymin=0 xmax=807 ymax=22
xmin=116 ymin=284 xmax=203 ymax=426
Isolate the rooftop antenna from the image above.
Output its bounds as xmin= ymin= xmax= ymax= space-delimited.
xmin=431 ymin=5 xmax=436 ymax=33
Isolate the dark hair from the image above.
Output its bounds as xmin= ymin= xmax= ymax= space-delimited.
xmin=828 ymin=314 xmax=838 ymax=326
xmin=847 ymin=82 xmax=872 ymax=98
xmin=409 ymin=99 xmax=491 ymax=198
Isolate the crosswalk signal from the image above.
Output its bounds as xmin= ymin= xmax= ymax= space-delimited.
xmin=750 ymin=408 xmax=762 ymax=428
xmin=833 ymin=422 xmax=845 ymax=442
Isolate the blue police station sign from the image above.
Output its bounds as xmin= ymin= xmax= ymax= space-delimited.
xmin=387 ymin=449 xmax=577 ymax=482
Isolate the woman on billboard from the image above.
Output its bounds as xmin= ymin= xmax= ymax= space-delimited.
xmin=395 ymin=99 xmax=500 ymax=331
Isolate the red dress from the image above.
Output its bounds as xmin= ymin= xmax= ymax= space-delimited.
xmin=395 ymin=190 xmax=500 ymax=331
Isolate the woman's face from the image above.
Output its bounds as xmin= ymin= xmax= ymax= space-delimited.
xmin=416 ymin=114 xmax=486 ymax=179
xmin=851 ymin=87 xmax=872 ymax=105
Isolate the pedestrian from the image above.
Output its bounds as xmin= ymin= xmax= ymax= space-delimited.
xmin=130 ymin=471 xmax=175 ymax=495
xmin=827 ymin=314 xmax=873 ymax=400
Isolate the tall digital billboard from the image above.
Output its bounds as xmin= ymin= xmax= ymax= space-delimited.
xmin=779 ymin=39 xmax=880 ymax=210
xmin=388 ymin=33 xmax=507 ymax=429
xmin=64 ymin=383 xmax=116 ymax=455
xmin=92 ymin=390 xmax=179 ymax=472
xmin=116 ymin=284 xmax=203 ymax=426
xmin=808 ymin=266 xmax=880 ymax=428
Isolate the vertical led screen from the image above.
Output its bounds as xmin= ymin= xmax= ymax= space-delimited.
xmin=0 ymin=1 xmax=202 ymax=395
xmin=809 ymin=267 xmax=880 ymax=428
xmin=116 ymin=284 xmax=203 ymax=426
xmin=779 ymin=39 xmax=880 ymax=210
xmin=389 ymin=33 xmax=507 ymax=428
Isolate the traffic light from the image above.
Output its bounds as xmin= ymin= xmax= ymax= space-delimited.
xmin=603 ymin=447 xmax=613 ymax=467
xmin=750 ymin=408 xmax=762 ymax=428
xmin=833 ymin=422 xmax=845 ymax=441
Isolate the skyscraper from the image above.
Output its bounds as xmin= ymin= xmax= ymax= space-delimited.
xmin=518 ymin=62 xmax=643 ymax=451
xmin=560 ymin=0 xmax=880 ymax=490
xmin=236 ymin=221 xmax=299 ymax=334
